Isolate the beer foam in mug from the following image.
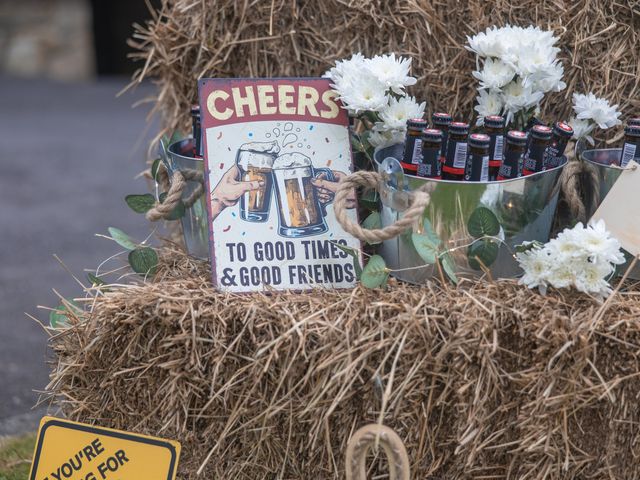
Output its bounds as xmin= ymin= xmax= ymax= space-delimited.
xmin=237 ymin=141 xmax=280 ymax=169
xmin=273 ymin=153 xmax=313 ymax=178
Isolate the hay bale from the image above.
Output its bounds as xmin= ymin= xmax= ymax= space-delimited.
xmin=46 ymin=248 xmax=640 ymax=479
xmin=128 ymin=0 xmax=640 ymax=140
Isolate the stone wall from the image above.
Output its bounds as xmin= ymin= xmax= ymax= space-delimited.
xmin=0 ymin=0 xmax=94 ymax=80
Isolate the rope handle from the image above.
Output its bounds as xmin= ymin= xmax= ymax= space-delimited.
xmin=345 ymin=424 xmax=410 ymax=480
xmin=334 ymin=170 xmax=430 ymax=243
xmin=146 ymin=165 xmax=204 ymax=222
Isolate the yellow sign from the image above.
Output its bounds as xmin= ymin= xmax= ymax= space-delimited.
xmin=29 ymin=416 xmax=181 ymax=480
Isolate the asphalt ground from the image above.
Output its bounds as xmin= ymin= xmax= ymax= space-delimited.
xmin=0 ymin=76 xmax=157 ymax=435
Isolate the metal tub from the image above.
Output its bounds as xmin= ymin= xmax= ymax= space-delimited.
xmin=374 ymin=144 xmax=567 ymax=284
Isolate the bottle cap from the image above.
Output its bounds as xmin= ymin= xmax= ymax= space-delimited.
xmin=449 ymin=121 xmax=469 ymax=134
xmin=506 ymin=130 xmax=528 ymax=145
xmin=421 ymin=128 xmax=443 ymax=142
xmin=469 ymin=133 xmax=490 ymax=147
xmin=628 ymin=118 xmax=640 ymax=127
xmin=407 ymin=118 xmax=427 ymax=128
xmin=432 ymin=112 xmax=452 ymax=125
xmin=531 ymin=125 xmax=552 ymax=140
xmin=484 ymin=115 xmax=505 ymax=128
xmin=191 ymin=104 xmax=200 ymax=115
xmin=553 ymin=121 xmax=574 ymax=137
xmin=624 ymin=124 xmax=640 ymax=137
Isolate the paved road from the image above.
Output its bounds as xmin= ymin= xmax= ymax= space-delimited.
xmin=0 ymin=76 xmax=158 ymax=435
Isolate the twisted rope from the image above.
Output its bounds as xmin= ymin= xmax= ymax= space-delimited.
xmin=345 ymin=424 xmax=410 ymax=480
xmin=334 ymin=170 xmax=430 ymax=243
xmin=559 ymin=159 xmax=601 ymax=223
xmin=146 ymin=166 xmax=204 ymax=222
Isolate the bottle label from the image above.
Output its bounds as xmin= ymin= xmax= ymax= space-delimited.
xmin=465 ymin=153 xmax=489 ymax=181
xmin=621 ymin=142 xmax=637 ymax=168
xmin=453 ymin=142 xmax=467 ymax=169
xmin=402 ymin=136 xmax=417 ymax=165
xmin=419 ymin=147 xmax=441 ymax=178
xmin=523 ymin=142 xmax=546 ymax=173
xmin=499 ymin=149 xmax=523 ymax=179
xmin=411 ymin=138 xmax=423 ymax=165
xmin=481 ymin=155 xmax=489 ymax=181
xmin=492 ymin=135 xmax=504 ymax=161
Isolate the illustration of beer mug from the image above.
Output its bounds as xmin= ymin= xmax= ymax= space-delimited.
xmin=236 ymin=141 xmax=280 ymax=222
xmin=272 ymin=153 xmax=335 ymax=238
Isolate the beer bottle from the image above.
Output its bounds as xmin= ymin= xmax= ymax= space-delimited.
xmin=628 ymin=118 xmax=640 ymax=127
xmin=464 ymin=133 xmax=490 ymax=182
xmin=191 ymin=105 xmax=203 ymax=158
xmin=620 ymin=123 xmax=640 ymax=168
xmin=484 ymin=115 xmax=505 ymax=180
xmin=416 ymin=128 xmax=443 ymax=179
xmin=432 ymin=112 xmax=453 ymax=160
xmin=522 ymin=125 xmax=552 ymax=176
xmin=401 ymin=118 xmax=428 ymax=174
xmin=544 ymin=121 xmax=573 ymax=169
xmin=497 ymin=130 xmax=528 ymax=180
xmin=442 ymin=122 xmax=469 ymax=181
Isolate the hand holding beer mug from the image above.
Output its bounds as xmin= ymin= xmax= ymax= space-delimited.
xmin=311 ymin=170 xmax=356 ymax=209
xmin=210 ymin=141 xmax=279 ymax=221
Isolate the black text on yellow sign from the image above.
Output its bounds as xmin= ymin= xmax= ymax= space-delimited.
xmin=29 ymin=416 xmax=181 ymax=480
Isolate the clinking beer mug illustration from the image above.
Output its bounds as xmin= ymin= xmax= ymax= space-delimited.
xmin=272 ymin=152 xmax=335 ymax=238
xmin=236 ymin=141 xmax=280 ymax=222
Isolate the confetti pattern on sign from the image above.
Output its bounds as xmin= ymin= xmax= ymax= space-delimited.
xmin=223 ymin=225 xmax=231 ymax=232
xmin=217 ymin=131 xmax=223 ymax=139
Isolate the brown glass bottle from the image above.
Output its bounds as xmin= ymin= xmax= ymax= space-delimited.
xmin=544 ymin=121 xmax=573 ymax=169
xmin=401 ymin=118 xmax=428 ymax=174
xmin=464 ymin=133 xmax=490 ymax=182
xmin=522 ymin=125 xmax=552 ymax=176
xmin=432 ymin=112 xmax=452 ymax=162
xmin=442 ymin=121 xmax=469 ymax=181
xmin=417 ymin=128 xmax=443 ymax=179
xmin=628 ymin=118 xmax=640 ymax=127
xmin=497 ymin=131 xmax=528 ymax=180
xmin=620 ymin=124 xmax=640 ymax=168
xmin=191 ymin=105 xmax=203 ymax=158
xmin=484 ymin=115 xmax=505 ymax=181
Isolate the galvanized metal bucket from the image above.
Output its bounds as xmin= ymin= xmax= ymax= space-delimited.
xmin=580 ymin=148 xmax=640 ymax=279
xmin=373 ymin=144 xmax=567 ymax=284
xmin=160 ymin=138 xmax=209 ymax=259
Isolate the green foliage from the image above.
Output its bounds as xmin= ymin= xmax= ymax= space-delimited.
xmin=107 ymin=227 xmax=137 ymax=251
xmin=332 ymin=242 xmax=363 ymax=280
xmin=360 ymin=190 xmax=380 ymax=212
xmin=128 ymin=247 xmax=159 ymax=277
xmin=467 ymin=239 xmax=499 ymax=271
xmin=361 ymin=212 xmax=382 ymax=244
xmin=0 ymin=434 xmax=36 ymax=480
xmin=361 ymin=255 xmax=388 ymax=289
xmin=515 ymin=241 xmax=543 ymax=253
xmin=411 ymin=232 xmax=439 ymax=265
xmin=151 ymin=158 xmax=162 ymax=181
xmin=125 ymin=194 xmax=156 ymax=214
xmin=440 ymin=253 xmax=458 ymax=285
xmin=87 ymin=273 xmax=106 ymax=286
xmin=49 ymin=299 xmax=81 ymax=328
xmin=467 ymin=206 xmax=500 ymax=238
xmin=158 ymin=193 xmax=185 ymax=220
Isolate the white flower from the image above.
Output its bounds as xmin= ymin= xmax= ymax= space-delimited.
xmin=472 ymin=58 xmax=515 ymax=90
xmin=367 ymin=128 xmax=405 ymax=148
xmin=511 ymin=44 xmax=560 ymax=80
xmin=474 ymin=89 xmax=503 ymax=125
xmin=375 ymin=96 xmax=426 ymax=131
xmin=572 ymin=93 xmax=622 ymax=130
xmin=323 ymin=52 xmax=366 ymax=83
xmin=335 ymin=74 xmax=389 ymax=114
xmin=517 ymin=247 xmax=551 ymax=293
xmin=569 ymin=116 xmax=595 ymax=146
xmin=466 ymin=25 xmax=505 ymax=58
xmin=502 ymin=79 xmax=543 ymax=123
xmin=573 ymin=260 xmax=613 ymax=299
xmin=582 ymin=219 xmax=626 ymax=265
xmin=365 ymin=53 xmax=417 ymax=95
xmin=530 ymin=61 xmax=566 ymax=93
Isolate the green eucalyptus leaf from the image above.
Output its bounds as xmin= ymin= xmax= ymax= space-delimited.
xmin=467 ymin=206 xmax=500 ymax=238
xmin=421 ymin=218 xmax=441 ymax=246
xmin=411 ymin=232 xmax=439 ymax=264
xmin=515 ymin=241 xmax=543 ymax=254
xmin=49 ymin=299 xmax=81 ymax=328
xmin=361 ymin=212 xmax=382 ymax=245
xmin=125 ymin=194 xmax=156 ymax=214
xmin=350 ymin=132 xmax=365 ymax=153
xmin=87 ymin=273 xmax=106 ymax=286
xmin=361 ymin=254 xmax=388 ymax=289
xmin=151 ymin=158 xmax=162 ymax=181
xmin=360 ymin=190 xmax=380 ymax=212
xmin=159 ymin=192 xmax=186 ymax=220
xmin=107 ymin=227 xmax=137 ymax=250
xmin=332 ymin=242 xmax=363 ymax=280
xmin=128 ymin=247 xmax=158 ymax=277
xmin=467 ymin=239 xmax=499 ymax=270
xmin=440 ymin=253 xmax=458 ymax=285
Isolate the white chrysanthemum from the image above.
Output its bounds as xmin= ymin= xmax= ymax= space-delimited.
xmin=466 ymin=25 xmax=505 ymax=58
xmin=474 ymin=89 xmax=503 ymax=125
xmin=582 ymin=219 xmax=626 ymax=265
xmin=516 ymin=247 xmax=551 ymax=292
xmin=472 ymin=58 xmax=515 ymax=89
xmin=572 ymin=92 xmax=622 ymax=129
xmin=502 ymin=79 xmax=543 ymax=123
xmin=335 ymin=74 xmax=389 ymax=114
xmin=530 ymin=61 xmax=567 ymax=93
xmin=569 ymin=116 xmax=595 ymax=146
xmin=511 ymin=44 xmax=560 ymax=79
xmin=368 ymin=128 xmax=405 ymax=148
xmin=365 ymin=53 xmax=417 ymax=94
xmin=375 ymin=96 xmax=426 ymax=131
xmin=573 ymin=260 xmax=614 ymax=299
xmin=323 ymin=52 xmax=366 ymax=83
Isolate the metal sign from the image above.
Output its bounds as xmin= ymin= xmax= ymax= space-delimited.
xmin=29 ymin=416 xmax=180 ymax=480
